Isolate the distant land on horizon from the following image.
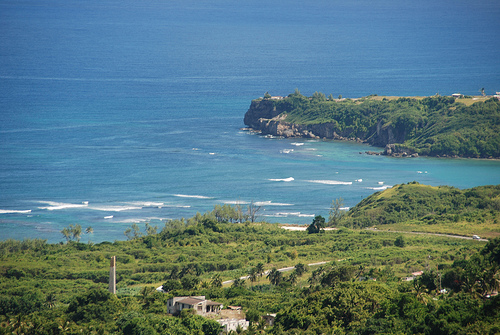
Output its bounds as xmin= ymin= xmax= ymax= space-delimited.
xmin=244 ymin=91 xmax=500 ymax=159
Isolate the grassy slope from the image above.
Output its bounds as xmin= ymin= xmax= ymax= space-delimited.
xmin=272 ymin=93 xmax=500 ymax=158
xmin=342 ymin=182 xmax=500 ymax=238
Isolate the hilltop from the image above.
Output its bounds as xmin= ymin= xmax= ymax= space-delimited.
xmin=244 ymin=91 xmax=500 ymax=158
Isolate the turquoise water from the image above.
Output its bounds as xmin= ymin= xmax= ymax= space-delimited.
xmin=1 ymin=0 xmax=499 ymax=243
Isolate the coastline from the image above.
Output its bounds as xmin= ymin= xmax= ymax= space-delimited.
xmin=243 ymin=94 xmax=500 ymax=159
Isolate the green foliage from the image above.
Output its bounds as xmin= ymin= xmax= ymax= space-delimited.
xmin=394 ymin=235 xmax=405 ymax=248
xmin=270 ymin=93 xmax=500 ymax=158
xmin=307 ymin=215 xmax=325 ymax=234
xmin=1 ymin=202 xmax=499 ymax=334
xmin=342 ymin=183 xmax=500 ymax=228
xmin=67 ymin=288 xmax=122 ymax=323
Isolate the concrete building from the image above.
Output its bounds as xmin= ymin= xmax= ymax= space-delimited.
xmin=167 ymin=296 xmax=223 ymax=316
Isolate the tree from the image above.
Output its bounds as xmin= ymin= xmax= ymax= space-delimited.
xmin=202 ymin=320 xmax=223 ymax=335
xmin=247 ymin=201 xmax=261 ymax=223
xmin=264 ymin=92 xmax=272 ymax=99
xmin=307 ymin=215 xmax=325 ymax=234
xmin=61 ymin=227 xmax=71 ymax=243
xmin=232 ymin=277 xmax=246 ymax=288
xmin=328 ymin=198 xmax=345 ymax=226
xmin=145 ymin=222 xmax=158 ymax=236
xmin=211 ymin=274 xmax=222 ymax=288
xmin=162 ymin=279 xmax=182 ymax=292
xmin=71 ymin=224 xmax=82 ymax=242
xmin=394 ymin=235 xmax=406 ymax=248
xmin=124 ymin=223 xmax=142 ymax=240
xmin=181 ymin=275 xmax=200 ymax=290
xmin=60 ymin=224 xmax=83 ymax=243
xmin=255 ymin=263 xmax=265 ymax=282
xmin=267 ymin=268 xmax=283 ymax=286
xmin=245 ymin=308 xmax=260 ymax=326
xmin=248 ymin=268 xmax=258 ymax=286
xmin=294 ymin=263 xmax=308 ymax=277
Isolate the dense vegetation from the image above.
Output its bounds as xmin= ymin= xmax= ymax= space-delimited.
xmin=1 ymin=184 xmax=499 ymax=334
xmin=341 ymin=182 xmax=500 ymax=230
xmin=270 ymin=91 xmax=500 ymax=158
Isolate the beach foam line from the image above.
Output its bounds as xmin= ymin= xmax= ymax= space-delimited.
xmin=269 ymin=177 xmax=294 ymax=182
xmin=173 ymin=194 xmax=213 ymax=199
xmin=306 ymin=180 xmax=353 ymax=185
xmin=366 ymin=185 xmax=392 ymax=190
xmin=254 ymin=201 xmax=293 ymax=206
xmin=266 ymin=212 xmax=315 ymax=218
xmin=114 ymin=218 xmax=147 ymax=224
xmin=0 ymin=209 xmax=32 ymax=214
xmin=125 ymin=201 xmax=164 ymax=208
xmin=222 ymin=200 xmax=249 ymax=205
xmin=89 ymin=205 xmax=143 ymax=212
xmin=37 ymin=201 xmax=89 ymax=211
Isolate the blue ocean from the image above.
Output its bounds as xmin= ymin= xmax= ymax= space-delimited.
xmin=1 ymin=0 xmax=499 ymax=243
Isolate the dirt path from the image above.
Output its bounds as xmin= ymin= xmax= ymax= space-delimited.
xmin=365 ymin=228 xmax=489 ymax=242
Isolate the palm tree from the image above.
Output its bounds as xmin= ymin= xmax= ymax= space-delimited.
xmin=61 ymin=227 xmax=71 ymax=243
xmin=267 ymin=268 xmax=283 ymax=286
xmin=248 ymin=268 xmax=258 ymax=287
xmin=70 ymin=224 xmax=82 ymax=242
xmin=211 ymin=274 xmax=222 ymax=288
xmin=255 ymin=263 xmax=264 ymax=279
xmin=294 ymin=263 xmax=308 ymax=277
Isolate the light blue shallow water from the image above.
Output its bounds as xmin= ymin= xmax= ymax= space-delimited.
xmin=1 ymin=0 xmax=499 ymax=243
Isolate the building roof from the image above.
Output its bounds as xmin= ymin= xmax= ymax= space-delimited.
xmin=206 ymin=300 xmax=223 ymax=306
xmin=177 ymin=297 xmax=204 ymax=305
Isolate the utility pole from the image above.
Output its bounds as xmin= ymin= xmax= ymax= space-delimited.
xmin=109 ymin=256 xmax=116 ymax=294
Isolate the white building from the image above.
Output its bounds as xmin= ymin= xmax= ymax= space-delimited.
xmin=217 ymin=318 xmax=249 ymax=333
xmin=167 ymin=296 xmax=223 ymax=316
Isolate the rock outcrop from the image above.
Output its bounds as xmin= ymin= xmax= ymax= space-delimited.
xmin=243 ymin=99 xmax=412 ymax=156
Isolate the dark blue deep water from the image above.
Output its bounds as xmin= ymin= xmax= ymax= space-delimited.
xmin=1 ymin=0 xmax=499 ymax=242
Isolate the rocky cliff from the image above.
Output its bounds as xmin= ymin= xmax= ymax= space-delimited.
xmin=243 ymin=99 xmax=412 ymax=155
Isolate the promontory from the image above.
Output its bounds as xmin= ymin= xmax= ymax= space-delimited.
xmin=244 ymin=91 xmax=500 ymax=158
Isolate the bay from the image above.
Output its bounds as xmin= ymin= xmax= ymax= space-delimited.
xmin=1 ymin=0 xmax=499 ymax=243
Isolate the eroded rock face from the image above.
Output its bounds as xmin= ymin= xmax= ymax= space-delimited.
xmin=243 ymin=99 xmax=409 ymax=151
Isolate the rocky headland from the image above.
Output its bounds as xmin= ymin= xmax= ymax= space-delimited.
xmin=243 ymin=98 xmax=416 ymax=157
xmin=243 ymin=93 xmax=500 ymax=159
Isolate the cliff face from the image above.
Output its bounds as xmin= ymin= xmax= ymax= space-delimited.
xmin=243 ymin=99 xmax=408 ymax=148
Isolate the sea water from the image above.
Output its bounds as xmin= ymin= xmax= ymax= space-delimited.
xmin=1 ymin=0 xmax=499 ymax=243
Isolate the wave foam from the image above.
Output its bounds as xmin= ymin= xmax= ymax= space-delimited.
xmin=306 ymin=180 xmax=353 ymax=185
xmin=89 ymin=205 xmax=142 ymax=212
xmin=291 ymin=142 xmax=304 ymax=146
xmin=0 ymin=209 xmax=32 ymax=214
xmin=222 ymin=200 xmax=249 ymax=205
xmin=37 ymin=201 xmax=88 ymax=211
xmin=126 ymin=201 xmax=164 ymax=208
xmin=269 ymin=177 xmax=294 ymax=182
xmin=254 ymin=201 xmax=293 ymax=206
xmin=267 ymin=212 xmax=315 ymax=218
xmin=366 ymin=185 xmax=392 ymax=190
xmin=173 ymin=194 xmax=213 ymax=199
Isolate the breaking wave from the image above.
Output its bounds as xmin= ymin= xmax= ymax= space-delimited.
xmin=306 ymin=180 xmax=353 ymax=185
xmin=269 ymin=177 xmax=294 ymax=182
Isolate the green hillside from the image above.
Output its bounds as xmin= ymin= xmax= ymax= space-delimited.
xmin=1 ymin=190 xmax=499 ymax=334
xmin=340 ymin=182 xmax=500 ymax=237
xmin=270 ymin=91 xmax=500 ymax=158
